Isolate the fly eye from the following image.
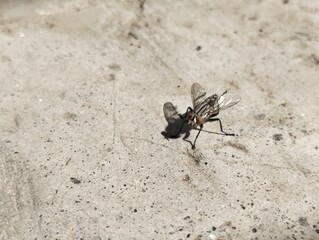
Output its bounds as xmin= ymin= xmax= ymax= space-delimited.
xmin=196 ymin=115 xmax=203 ymax=124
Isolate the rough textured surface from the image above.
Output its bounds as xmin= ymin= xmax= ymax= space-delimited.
xmin=0 ymin=0 xmax=318 ymax=239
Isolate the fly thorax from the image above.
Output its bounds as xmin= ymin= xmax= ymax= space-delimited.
xmin=202 ymin=113 xmax=209 ymax=119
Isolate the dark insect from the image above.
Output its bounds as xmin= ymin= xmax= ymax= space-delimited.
xmin=164 ymin=82 xmax=240 ymax=149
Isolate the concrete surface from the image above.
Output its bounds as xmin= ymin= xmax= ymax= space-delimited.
xmin=0 ymin=0 xmax=319 ymax=239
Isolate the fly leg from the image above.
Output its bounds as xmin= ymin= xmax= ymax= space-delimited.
xmin=209 ymin=118 xmax=235 ymax=136
xmin=192 ymin=124 xmax=203 ymax=149
xmin=171 ymin=107 xmax=192 ymax=138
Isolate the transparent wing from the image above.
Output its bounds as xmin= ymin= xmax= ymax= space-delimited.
xmin=163 ymin=102 xmax=179 ymax=124
xmin=217 ymin=94 xmax=241 ymax=111
xmin=191 ymin=82 xmax=206 ymax=108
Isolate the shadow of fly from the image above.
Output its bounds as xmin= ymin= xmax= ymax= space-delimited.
xmin=163 ymin=82 xmax=240 ymax=149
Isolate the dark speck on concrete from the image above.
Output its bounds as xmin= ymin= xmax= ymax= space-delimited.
xmin=70 ymin=177 xmax=81 ymax=184
xmin=252 ymin=228 xmax=257 ymax=233
xmin=194 ymin=235 xmax=202 ymax=240
xmin=298 ymin=217 xmax=309 ymax=227
xmin=273 ymin=134 xmax=283 ymax=141
xmin=196 ymin=46 xmax=202 ymax=51
xmin=212 ymin=226 xmax=216 ymax=231
xmin=182 ymin=174 xmax=190 ymax=181
xmin=254 ymin=113 xmax=265 ymax=120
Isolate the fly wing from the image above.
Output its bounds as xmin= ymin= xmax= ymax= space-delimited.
xmin=163 ymin=102 xmax=180 ymax=124
xmin=217 ymin=94 xmax=241 ymax=111
xmin=191 ymin=82 xmax=206 ymax=108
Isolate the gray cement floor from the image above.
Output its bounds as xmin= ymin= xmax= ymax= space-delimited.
xmin=1 ymin=0 xmax=319 ymax=239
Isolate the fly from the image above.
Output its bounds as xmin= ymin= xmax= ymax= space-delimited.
xmin=170 ymin=82 xmax=240 ymax=149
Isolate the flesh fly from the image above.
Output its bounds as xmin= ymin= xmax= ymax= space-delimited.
xmin=167 ymin=82 xmax=240 ymax=149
